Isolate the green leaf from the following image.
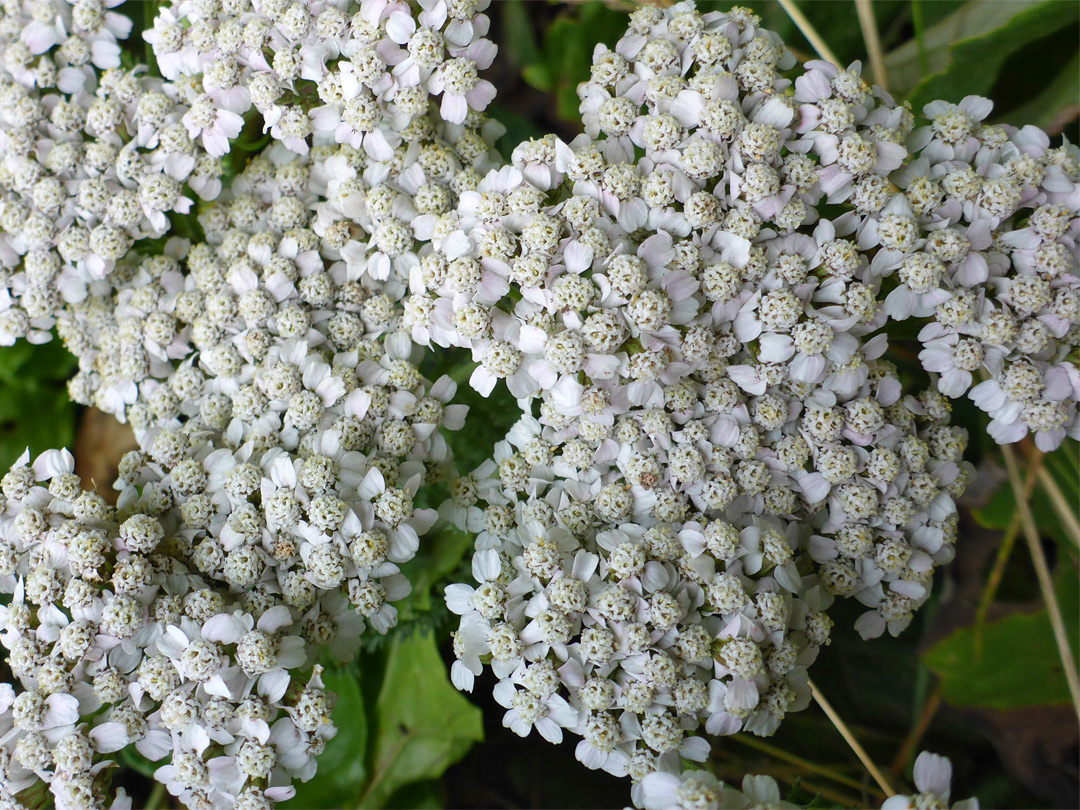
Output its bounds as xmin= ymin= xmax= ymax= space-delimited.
xmin=519 ymin=2 xmax=627 ymax=124
xmin=357 ymin=631 xmax=482 ymax=808
xmin=922 ymin=572 xmax=1080 ymax=709
xmin=383 ymin=779 xmax=445 ymax=809
xmin=0 ymin=340 xmax=78 ymax=469
xmin=0 ymin=338 xmax=76 ymax=382
xmin=883 ymin=0 xmax=1079 ymax=109
xmin=884 ymin=0 xmax=1041 ymax=95
xmin=971 ymin=483 xmax=1014 ymax=532
xmin=282 ymin=667 xmax=368 ymax=810
xmin=397 ymin=525 xmax=472 ymax=618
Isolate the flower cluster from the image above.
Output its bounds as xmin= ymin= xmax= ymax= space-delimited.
xmin=146 ymin=0 xmax=498 ymax=158
xmin=429 ymin=0 xmax=1072 ymax=802
xmin=896 ymin=103 xmax=1080 ymax=450
xmin=428 ymin=10 xmax=968 ymax=799
xmin=0 ymin=1 xmax=506 ymax=808
xmin=0 ymin=0 xmax=226 ymax=347
xmin=0 ymin=0 xmax=1071 ymax=808
xmin=0 ymin=449 xmax=334 ymax=810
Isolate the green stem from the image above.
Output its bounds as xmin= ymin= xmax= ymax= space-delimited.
xmin=732 ymin=734 xmax=886 ymax=797
xmin=777 ymin=0 xmax=841 ymax=65
xmin=145 ymin=780 xmax=167 ymax=810
xmin=1038 ymin=465 xmax=1080 ymax=549
xmin=808 ymin=677 xmax=896 ymax=798
xmin=911 ymin=0 xmax=928 ymax=75
xmin=974 ymin=454 xmax=1041 ymax=656
xmin=1001 ymin=443 xmax=1080 ymax=720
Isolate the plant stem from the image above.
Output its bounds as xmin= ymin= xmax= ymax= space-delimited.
xmin=891 ymin=681 xmax=943 ymax=774
xmin=143 ymin=1 xmax=161 ymax=79
xmin=776 ymin=0 xmax=840 ymax=65
xmin=145 ymin=781 xmax=167 ymax=810
xmin=974 ymin=455 xmax=1042 ymax=656
xmin=808 ymin=677 xmax=895 ymax=797
xmin=911 ymin=0 xmax=928 ymax=75
xmin=732 ymin=734 xmax=886 ymax=797
xmin=1037 ymin=465 xmax=1080 ymax=549
xmin=974 ymin=512 xmax=1021 ymax=654
xmin=1001 ymin=443 xmax=1080 ymax=720
xmin=854 ymin=0 xmax=888 ymax=90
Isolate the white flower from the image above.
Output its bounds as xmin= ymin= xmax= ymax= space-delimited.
xmin=426 ymin=45 xmax=497 ymax=124
xmin=492 ymin=678 xmax=578 ymax=744
xmin=181 ymin=96 xmax=244 ymax=158
xmin=883 ymin=751 xmax=980 ymax=810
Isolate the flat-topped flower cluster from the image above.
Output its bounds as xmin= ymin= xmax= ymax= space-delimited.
xmin=0 ymin=1 xmax=502 ymax=808
xmin=0 ymin=0 xmax=1069 ymax=808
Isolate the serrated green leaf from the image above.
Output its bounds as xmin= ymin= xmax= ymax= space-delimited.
xmin=282 ymin=667 xmax=368 ymax=810
xmin=923 ymin=572 xmax=1079 ymax=709
xmin=356 ymin=631 xmax=482 ymax=808
xmin=883 ymin=0 xmax=1079 ymax=109
xmin=438 ymin=356 xmax=518 ymax=475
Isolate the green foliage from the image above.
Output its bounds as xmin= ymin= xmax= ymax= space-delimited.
xmin=517 ymin=2 xmax=629 ymax=123
xmin=355 ymin=523 xmax=473 ymax=653
xmin=883 ymin=0 xmax=1080 ymax=110
xmin=442 ymin=380 xmax=519 ymax=477
xmin=357 ymin=631 xmax=483 ymax=808
xmin=422 ymin=345 xmax=520 ymax=475
xmin=973 ymin=440 xmax=1080 ymax=553
xmin=0 ymin=340 xmax=78 ymax=469
xmin=283 ymin=668 xmax=369 ymax=810
xmin=286 ymin=632 xmax=481 ymax=809
xmin=784 ymin=778 xmax=834 ymax=808
xmin=396 ymin=525 xmax=473 ymax=621
xmin=489 ymin=104 xmax=546 ymax=163
xmin=996 ymin=51 xmax=1079 ymax=132
xmin=499 ymin=0 xmax=542 ymax=70
xmin=922 ymin=572 xmax=1080 ymax=709
xmin=382 ymin=780 xmax=445 ymax=809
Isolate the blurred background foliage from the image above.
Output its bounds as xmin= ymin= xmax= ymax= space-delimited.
xmin=6 ymin=1 xmax=1078 ymax=808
